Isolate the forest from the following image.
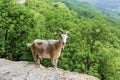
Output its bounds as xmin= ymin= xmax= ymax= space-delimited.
xmin=80 ymin=0 xmax=120 ymax=21
xmin=0 ymin=0 xmax=120 ymax=80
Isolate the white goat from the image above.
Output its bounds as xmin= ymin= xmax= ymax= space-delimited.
xmin=27 ymin=30 xmax=69 ymax=68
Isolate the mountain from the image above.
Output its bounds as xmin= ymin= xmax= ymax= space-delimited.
xmin=80 ymin=0 xmax=120 ymax=21
xmin=54 ymin=0 xmax=101 ymax=18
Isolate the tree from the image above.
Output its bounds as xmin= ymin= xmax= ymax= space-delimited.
xmin=0 ymin=0 xmax=45 ymax=60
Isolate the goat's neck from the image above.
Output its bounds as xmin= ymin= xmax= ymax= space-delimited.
xmin=54 ymin=39 xmax=63 ymax=50
xmin=58 ymin=38 xmax=63 ymax=48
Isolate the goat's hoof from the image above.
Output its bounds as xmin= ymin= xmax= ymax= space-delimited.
xmin=39 ymin=65 xmax=45 ymax=69
xmin=35 ymin=65 xmax=40 ymax=68
xmin=53 ymin=67 xmax=58 ymax=70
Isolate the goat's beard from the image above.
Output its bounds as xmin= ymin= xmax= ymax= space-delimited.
xmin=62 ymin=47 xmax=64 ymax=50
xmin=62 ymin=42 xmax=66 ymax=50
xmin=62 ymin=45 xmax=65 ymax=50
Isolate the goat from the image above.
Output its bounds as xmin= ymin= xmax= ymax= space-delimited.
xmin=27 ymin=30 xmax=69 ymax=68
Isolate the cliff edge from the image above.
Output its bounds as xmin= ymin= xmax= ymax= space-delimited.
xmin=0 ymin=59 xmax=99 ymax=80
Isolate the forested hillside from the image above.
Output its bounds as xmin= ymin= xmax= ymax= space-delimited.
xmin=98 ymin=8 xmax=120 ymax=21
xmin=80 ymin=0 xmax=120 ymax=21
xmin=0 ymin=0 xmax=120 ymax=80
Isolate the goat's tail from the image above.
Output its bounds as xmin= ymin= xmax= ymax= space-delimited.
xmin=27 ymin=43 xmax=32 ymax=48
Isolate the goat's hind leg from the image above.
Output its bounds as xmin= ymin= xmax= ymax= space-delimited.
xmin=33 ymin=53 xmax=38 ymax=64
xmin=31 ymin=46 xmax=38 ymax=64
xmin=36 ymin=55 xmax=44 ymax=69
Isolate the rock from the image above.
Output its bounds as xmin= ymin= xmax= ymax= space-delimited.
xmin=0 ymin=59 xmax=99 ymax=80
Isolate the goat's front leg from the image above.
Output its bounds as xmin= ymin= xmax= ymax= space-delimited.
xmin=51 ymin=58 xmax=58 ymax=69
xmin=51 ymin=58 xmax=55 ymax=67
xmin=54 ymin=58 xmax=58 ymax=68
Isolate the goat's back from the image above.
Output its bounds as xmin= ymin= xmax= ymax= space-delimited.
xmin=31 ymin=39 xmax=60 ymax=58
xmin=34 ymin=39 xmax=58 ymax=45
xmin=33 ymin=39 xmax=59 ymax=50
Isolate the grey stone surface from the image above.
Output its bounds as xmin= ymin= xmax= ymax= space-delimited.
xmin=0 ymin=59 xmax=99 ymax=80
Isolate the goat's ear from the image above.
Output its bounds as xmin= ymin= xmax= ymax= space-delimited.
xmin=66 ymin=31 xmax=69 ymax=35
xmin=68 ymin=36 xmax=70 ymax=39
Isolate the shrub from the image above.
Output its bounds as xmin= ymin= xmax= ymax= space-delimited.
xmin=0 ymin=0 xmax=45 ymax=60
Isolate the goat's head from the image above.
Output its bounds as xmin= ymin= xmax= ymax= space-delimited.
xmin=59 ymin=29 xmax=69 ymax=49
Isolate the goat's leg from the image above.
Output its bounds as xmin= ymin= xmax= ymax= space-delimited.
xmin=54 ymin=58 xmax=58 ymax=68
xmin=36 ymin=56 xmax=40 ymax=65
xmin=36 ymin=55 xmax=44 ymax=68
xmin=34 ymin=54 xmax=38 ymax=64
xmin=31 ymin=50 xmax=36 ymax=63
xmin=31 ymin=44 xmax=37 ymax=63
xmin=51 ymin=58 xmax=56 ymax=67
xmin=51 ymin=58 xmax=58 ymax=68
xmin=33 ymin=55 xmax=36 ymax=63
xmin=51 ymin=58 xmax=58 ymax=70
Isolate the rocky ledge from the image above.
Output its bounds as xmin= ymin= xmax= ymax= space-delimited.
xmin=0 ymin=59 xmax=99 ymax=80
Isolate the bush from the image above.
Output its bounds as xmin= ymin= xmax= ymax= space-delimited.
xmin=0 ymin=0 xmax=45 ymax=60
xmin=98 ymin=48 xmax=120 ymax=80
